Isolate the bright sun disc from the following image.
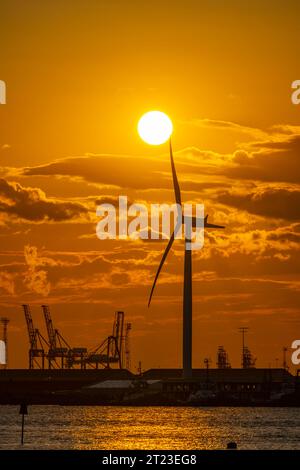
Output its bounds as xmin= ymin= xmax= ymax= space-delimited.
xmin=138 ymin=111 xmax=173 ymax=145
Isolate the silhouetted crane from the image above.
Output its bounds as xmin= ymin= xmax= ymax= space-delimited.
xmin=41 ymin=305 xmax=71 ymax=369
xmin=22 ymin=304 xmax=48 ymax=369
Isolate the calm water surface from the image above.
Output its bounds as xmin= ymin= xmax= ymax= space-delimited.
xmin=0 ymin=406 xmax=300 ymax=450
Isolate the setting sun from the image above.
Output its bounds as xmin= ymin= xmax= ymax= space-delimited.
xmin=138 ymin=111 xmax=173 ymax=145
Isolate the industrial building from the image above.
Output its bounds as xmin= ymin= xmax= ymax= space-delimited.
xmin=0 ymin=366 xmax=298 ymax=406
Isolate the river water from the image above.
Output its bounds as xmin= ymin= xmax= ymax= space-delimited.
xmin=0 ymin=405 xmax=299 ymax=449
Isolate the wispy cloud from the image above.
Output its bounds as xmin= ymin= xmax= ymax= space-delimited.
xmin=24 ymin=245 xmax=50 ymax=296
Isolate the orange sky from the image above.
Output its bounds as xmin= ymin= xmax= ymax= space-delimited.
xmin=1 ymin=0 xmax=300 ymax=370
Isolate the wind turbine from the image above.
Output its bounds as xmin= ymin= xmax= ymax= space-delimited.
xmin=138 ymin=111 xmax=224 ymax=379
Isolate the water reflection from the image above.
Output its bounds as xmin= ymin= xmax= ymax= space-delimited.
xmin=0 ymin=406 xmax=300 ymax=450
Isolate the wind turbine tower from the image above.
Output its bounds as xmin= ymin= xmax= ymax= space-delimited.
xmin=148 ymin=140 xmax=224 ymax=378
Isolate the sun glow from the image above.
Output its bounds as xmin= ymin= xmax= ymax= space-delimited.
xmin=138 ymin=111 xmax=173 ymax=145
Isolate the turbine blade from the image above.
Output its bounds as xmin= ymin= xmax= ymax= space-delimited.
xmin=169 ymin=140 xmax=181 ymax=206
xmin=148 ymin=231 xmax=175 ymax=307
xmin=205 ymin=222 xmax=225 ymax=229
xmin=191 ymin=216 xmax=225 ymax=229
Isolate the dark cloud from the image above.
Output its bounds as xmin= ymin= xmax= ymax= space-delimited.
xmin=21 ymin=134 xmax=300 ymax=192
xmin=0 ymin=178 xmax=88 ymax=222
xmin=267 ymin=226 xmax=300 ymax=244
xmin=228 ymin=135 xmax=300 ymax=184
xmin=216 ymin=186 xmax=300 ymax=220
xmin=20 ymin=152 xmax=230 ymax=193
xmin=250 ymin=135 xmax=300 ymax=151
xmin=22 ymin=155 xmax=169 ymax=190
